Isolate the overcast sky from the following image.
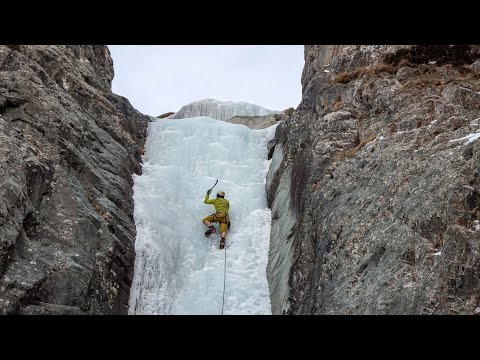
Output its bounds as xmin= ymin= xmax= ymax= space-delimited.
xmin=108 ymin=45 xmax=305 ymax=117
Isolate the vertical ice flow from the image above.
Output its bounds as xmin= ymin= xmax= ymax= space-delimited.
xmin=129 ymin=116 xmax=277 ymax=314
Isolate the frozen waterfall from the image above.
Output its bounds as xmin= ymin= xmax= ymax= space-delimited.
xmin=129 ymin=116 xmax=277 ymax=314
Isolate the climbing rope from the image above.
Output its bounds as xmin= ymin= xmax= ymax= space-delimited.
xmin=221 ymin=240 xmax=227 ymax=315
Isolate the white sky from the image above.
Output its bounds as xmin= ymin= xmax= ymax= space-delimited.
xmin=108 ymin=45 xmax=305 ymax=117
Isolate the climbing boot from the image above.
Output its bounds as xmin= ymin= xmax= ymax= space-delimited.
xmin=219 ymin=237 xmax=225 ymax=249
xmin=205 ymin=225 xmax=216 ymax=237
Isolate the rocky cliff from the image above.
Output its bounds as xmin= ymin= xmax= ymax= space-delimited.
xmin=0 ymin=45 xmax=150 ymax=314
xmin=266 ymin=45 xmax=480 ymax=314
xmin=225 ymin=113 xmax=290 ymax=129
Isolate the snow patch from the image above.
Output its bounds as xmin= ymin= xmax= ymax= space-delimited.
xmin=449 ymin=131 xmax=480 ymax=145
xmin=62 ymin=77 xmax=69 ymax=90
xmin=474 ymin=220 xmax=480 ymax=232
xmin=173 ymin=99 xmax=280 ymax=121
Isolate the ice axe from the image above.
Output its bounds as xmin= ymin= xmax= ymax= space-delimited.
xmin=207 ymin=179 xmax=218 ymax=194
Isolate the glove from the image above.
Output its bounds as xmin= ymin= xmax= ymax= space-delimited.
xmin=207 ymin=189 xmax=211 ymax=194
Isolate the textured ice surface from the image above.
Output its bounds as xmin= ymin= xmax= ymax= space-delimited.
xmin=129 ymin=116 xmax=277 ymax=314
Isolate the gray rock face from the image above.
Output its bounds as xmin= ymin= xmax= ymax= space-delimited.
xmin=265 ymin=144 xmax=296 ymax=314
xmin=267 ymin=45 xmax=480 ymax=314
xmin=0 ymin=45 xmax=150 ymax=314
xmin=225 ymin=113 xmax=289 ymax=129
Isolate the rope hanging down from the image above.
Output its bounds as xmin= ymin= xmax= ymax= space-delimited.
xmin=210 ymin=178 xmax=226 ymax=315
xmin=221 ymin=242 xmax=227 ymax=315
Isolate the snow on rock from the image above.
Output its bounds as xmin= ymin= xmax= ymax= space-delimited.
xmin=449 ymin=131 xmax=480 ymax=145
xmin=172 ymin=98 xmax=280 ymax=121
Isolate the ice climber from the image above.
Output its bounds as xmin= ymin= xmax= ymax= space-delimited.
xmin=202 ymin=190 xmax=230 ymax=249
